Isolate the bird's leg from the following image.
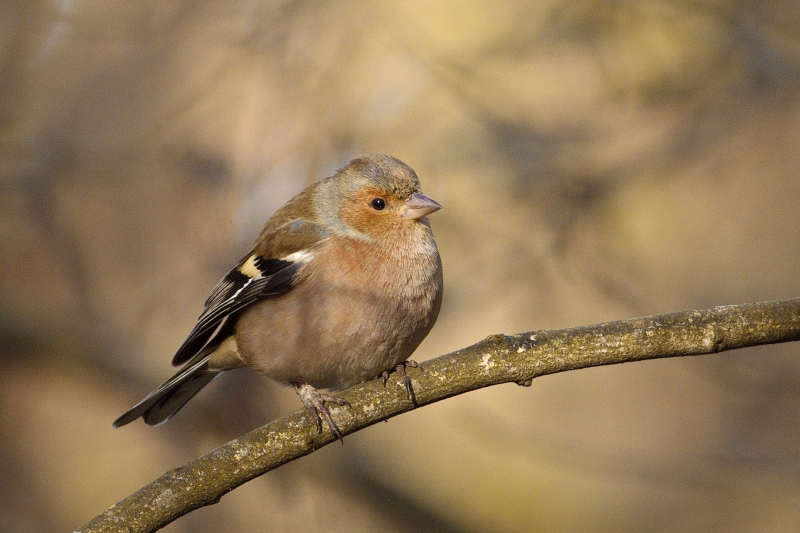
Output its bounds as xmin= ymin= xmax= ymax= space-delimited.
xmin=381 ymin=360 xmax=419 ymax=406
xmin=294 ymin=381 xmax=350 ymax=443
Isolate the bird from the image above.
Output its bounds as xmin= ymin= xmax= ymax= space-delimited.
xmin=113 ymin=154 xmax=443 ymax=441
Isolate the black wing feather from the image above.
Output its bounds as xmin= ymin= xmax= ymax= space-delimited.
xmin=171 ymin=256 xmax=301 ymax=366
xmin=203 ymin=256 xmax=291 ymax=308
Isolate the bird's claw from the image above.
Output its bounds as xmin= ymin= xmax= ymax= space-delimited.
xmin=294 ymin=382 xmax=350 ymax=443
xmin=382 ymin=360 xmax=419 ymax=406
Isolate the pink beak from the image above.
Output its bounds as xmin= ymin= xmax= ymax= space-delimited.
xmin=402 ymin=192 xmax=442 ymax=220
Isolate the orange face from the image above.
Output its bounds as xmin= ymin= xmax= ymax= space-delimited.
xmin=337 ymin=187 xmax=409 ymax=241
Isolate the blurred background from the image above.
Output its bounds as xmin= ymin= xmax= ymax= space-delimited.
xmin=2 ymin=1 xmax=800 ymax=531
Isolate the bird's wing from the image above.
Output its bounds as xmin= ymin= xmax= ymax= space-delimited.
xmin=171 ymin=218 xmax=328 ymax=366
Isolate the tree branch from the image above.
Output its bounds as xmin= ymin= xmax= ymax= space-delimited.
xmin=76 ymin=298 xmax=800 ymax=533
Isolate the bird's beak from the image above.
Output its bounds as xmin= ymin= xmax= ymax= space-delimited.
xmin=402 ymin=192 xmax=442 ymax=220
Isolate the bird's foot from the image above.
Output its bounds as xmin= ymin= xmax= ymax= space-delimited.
xmin=294 ymin=382 xmax=350 ymax=443
xmin=381 ymin=360 xmax=419 ymax=406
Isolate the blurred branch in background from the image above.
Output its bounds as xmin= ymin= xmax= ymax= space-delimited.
xmin=78 ymin=298 xmax=800 ymax=533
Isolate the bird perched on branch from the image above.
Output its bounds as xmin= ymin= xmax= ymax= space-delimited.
xmin=113 ymin=154 xmax=443 ymax=440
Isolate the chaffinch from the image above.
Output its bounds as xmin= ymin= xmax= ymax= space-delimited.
xmin=113 ymin=154 xmax=443 ymax=440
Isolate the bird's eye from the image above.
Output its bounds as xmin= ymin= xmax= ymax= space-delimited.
xmin=370 ymin=198 xmax=386 ymax=211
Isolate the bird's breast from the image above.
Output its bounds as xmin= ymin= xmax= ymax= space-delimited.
xmin=235 ymin=230 xmax=442 ymax=390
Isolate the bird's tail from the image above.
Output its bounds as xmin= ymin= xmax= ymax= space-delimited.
xmin=113 ymin=352 xmax=219 ymax=428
